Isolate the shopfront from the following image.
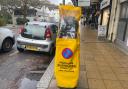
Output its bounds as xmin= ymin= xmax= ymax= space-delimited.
xmin=100 ymin=0 xmax=111 ymax=37
xmin=116 ymin=0 xmax=128 ymax=54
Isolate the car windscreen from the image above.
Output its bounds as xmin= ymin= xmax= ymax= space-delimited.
xmin=21 ymin=25 xmax=46 ymax=40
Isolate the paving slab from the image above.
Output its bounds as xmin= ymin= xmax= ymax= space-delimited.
xmin=42 ymin=25 xmax=128 ymax=89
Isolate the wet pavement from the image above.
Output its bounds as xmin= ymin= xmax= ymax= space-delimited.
xmin=0 ymin=50 xmax=53 ymax=89
xmin=0 ymin=25 xmax=53 ymax=89
xmin=48 ymin=25 xmax=128 ymax=89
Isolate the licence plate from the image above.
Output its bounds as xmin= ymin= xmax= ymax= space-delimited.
xmin=26 ymin=45 xmax=38 ymax=51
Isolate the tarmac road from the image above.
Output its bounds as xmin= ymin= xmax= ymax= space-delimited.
xmin=0 ymin=25 xmax=53 ymax=89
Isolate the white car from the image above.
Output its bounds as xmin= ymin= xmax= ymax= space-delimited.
xmin=16 ymin=21 xmax=58 ymax=55
xmin=0 ymin=28 xmax=15 ymax=52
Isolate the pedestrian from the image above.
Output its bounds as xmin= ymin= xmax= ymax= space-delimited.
xmin=81 ymin=17 xmax=83 ymax=25
xmin=83 ymin=17 xmax=86 ymax=26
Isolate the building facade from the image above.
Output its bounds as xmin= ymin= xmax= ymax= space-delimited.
xmin=116 ymin=0 xmax=128 ymax=54
xmin=108 ymin=0 xmax=128 ymax=54
xmin=100 ymin=0 xmax=111 ymax=37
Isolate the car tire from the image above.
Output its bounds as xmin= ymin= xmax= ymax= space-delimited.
xmin=2 ymin=38 xmax=13 ymax=52
xmin=17 ymin=47 xmax=24 ymax=52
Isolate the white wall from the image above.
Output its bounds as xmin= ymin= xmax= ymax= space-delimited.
xmin=36 ymin=6 xmax=59 ymax=22
xmin=48 ymin=9 xmax=59 ymax=22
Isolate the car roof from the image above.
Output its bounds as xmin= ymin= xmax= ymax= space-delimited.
xmin=27 ymin=21 xmax=55 ymax=26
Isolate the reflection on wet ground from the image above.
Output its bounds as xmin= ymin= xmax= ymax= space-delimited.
xmin=0 ymin=49 xmax=54 ymax=89
xmin=19 ymin=77 xmax=38 ymax=89
xmin=18 ymin=60 xmax=50 ymax=89
xmin=19 ymin=73 xmax=43 ymax=89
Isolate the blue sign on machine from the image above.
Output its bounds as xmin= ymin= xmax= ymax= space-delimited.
xmin=62 ymin=48 xmax=73 ymax=59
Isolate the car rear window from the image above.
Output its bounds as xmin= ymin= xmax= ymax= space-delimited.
xmin=21 ymin=24 xmax=46 ymax=40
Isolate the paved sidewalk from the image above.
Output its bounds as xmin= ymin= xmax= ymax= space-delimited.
xmin=48 ymin=25 xmax=128 ymax=89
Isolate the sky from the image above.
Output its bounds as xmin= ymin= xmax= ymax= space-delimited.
xmin=48 ymin=0 xmax=72 ymax=5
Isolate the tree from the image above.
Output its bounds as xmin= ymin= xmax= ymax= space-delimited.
xmin=0 ymin=0 xmax=41 ymax=24
xmin=21 ymin=0 xmax=41 ymax=20
xmin=0 ymin=0 xmax=20 ymax=14
xmin=0 ymin=0 xmax=21 ymax=25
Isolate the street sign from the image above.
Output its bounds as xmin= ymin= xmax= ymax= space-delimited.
xmin=55 ymin=5 xmax=81 ymax=88
xmin=100 ymin=0 xmax=110 ymax=10
xmin=78 ymin=0 xmax=90 ymax=7
xmin=98 ymin=25 xmax=107 ymax=37
xmin=62 ymin=48 xmax=73 ymax=59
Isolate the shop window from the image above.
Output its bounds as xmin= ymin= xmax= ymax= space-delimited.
xmin=120 ymin=4 xmax=127 ymax=18
xmin=125 ymin=23 xmax=128 ymax=42
xmin=126 ymin=7 xmax=128 ymax=18
xmin=117 ymin=21 xmax=127 ymax=41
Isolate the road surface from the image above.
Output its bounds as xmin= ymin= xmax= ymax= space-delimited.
xmin=0 ymin=25 xmax=53 ymax=89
